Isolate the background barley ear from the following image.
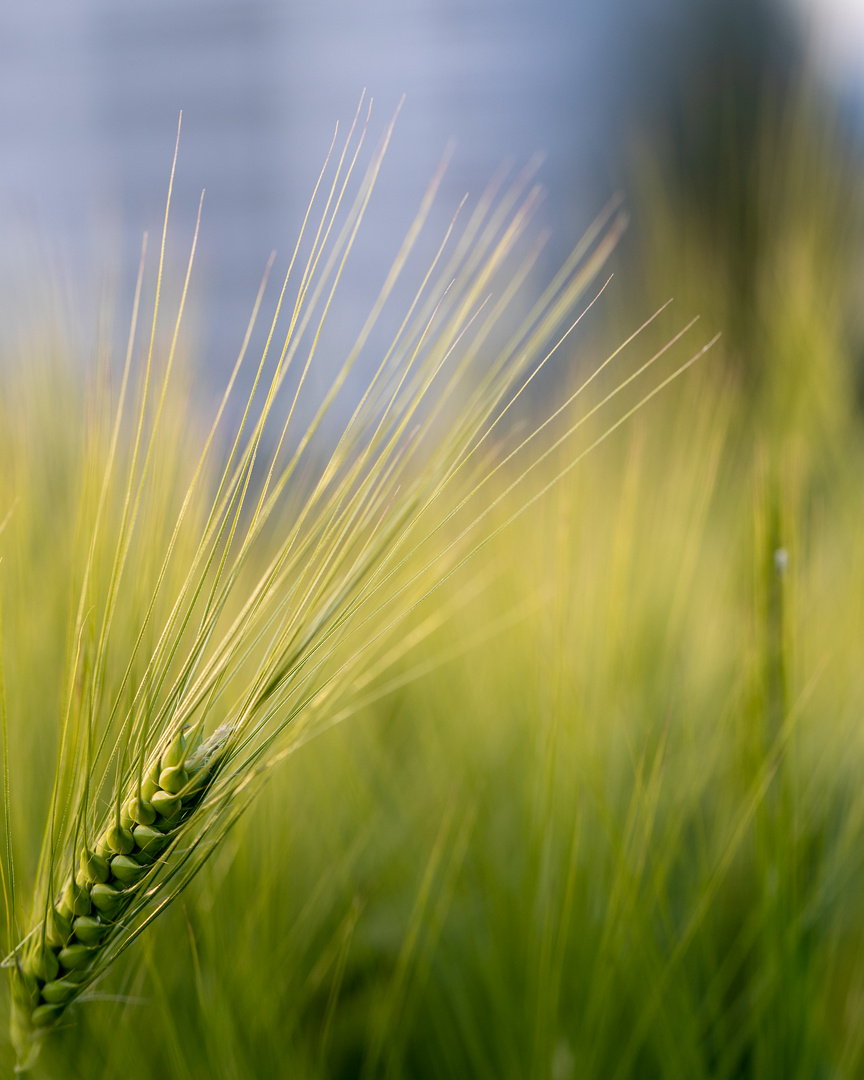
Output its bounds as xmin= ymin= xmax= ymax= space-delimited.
xmin=0 ymin=104 xmax=711 ymax=1073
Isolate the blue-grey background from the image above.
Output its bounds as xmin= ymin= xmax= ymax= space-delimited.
xmin=0 ymin=0 xmax=861 ymax=388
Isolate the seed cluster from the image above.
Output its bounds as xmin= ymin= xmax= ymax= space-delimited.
xmin=10 ymin=727 xmax=224 ymax=1044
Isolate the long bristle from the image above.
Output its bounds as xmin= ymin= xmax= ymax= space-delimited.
xmin=1 ymin=106 xmax=713 ymax=1070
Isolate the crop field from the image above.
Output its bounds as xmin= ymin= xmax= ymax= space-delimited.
xmin=1 ymin=99 xmax=863 ymax=1078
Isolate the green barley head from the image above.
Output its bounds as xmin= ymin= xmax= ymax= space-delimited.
xmin=0 ymin=100 xmax=711 ymax=1071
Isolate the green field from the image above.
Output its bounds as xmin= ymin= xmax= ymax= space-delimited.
xmin=1 ymin=102 xmax=863 ymax=1078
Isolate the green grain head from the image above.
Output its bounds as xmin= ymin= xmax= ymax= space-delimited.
xmin=0 ymin=102 xmax=710 ymax=1071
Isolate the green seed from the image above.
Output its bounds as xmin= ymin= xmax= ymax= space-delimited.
xmin=110 ymin=855 xmax=146 ymax=885
xmin=73 ymin=916 xmax=107 ymax=946
xmin=151 ymin=790 xmax=182 ymax=819
xmin=44 ymin=907 xmax=73 ymax=949
xmin=63 ymin=878 xmax=91 ymax=917
xmin=124 ymin=795 xmax=156 ymax=826
xmin=79 ymin=847 xmax=110 ymax=884
xmin=158 ymin=765 xmax=188 ymax=795
xmin=31 ymin=1003 xmax=64 ymax=1028
xmin=58 ymin=944 xmax=94 ymax=970
xmin=141 ymin=773 xmax=160 ymax=800
xmin=161 ymin=732 xmax=187 ymax=770
xmin=24 ymin=947 xmax=59 ymax=983
xmin=41 ymin=978 xmax=78 ymax=1004
xmin=66 ymin=967 xmax=89 ymax=984
xmin=94 ymin=835 xmax=112 ymax=859
xmin=105 ymin=823 xmax=136 ymax=855
xmin=90 ymin=882 xmax=123 ymax=918
xmin=133 ymin=824 xmax=168 ymax=858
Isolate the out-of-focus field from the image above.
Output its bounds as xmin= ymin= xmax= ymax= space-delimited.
xmin=2 ymin=100 xmax=864 ymax=1078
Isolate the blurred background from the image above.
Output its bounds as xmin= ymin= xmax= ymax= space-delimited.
xmin=2 ymin=0 xmax=862 ymax=393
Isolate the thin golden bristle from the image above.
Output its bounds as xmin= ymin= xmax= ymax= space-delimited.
xmin=0 ymin=105 xmax=711 ymax=1070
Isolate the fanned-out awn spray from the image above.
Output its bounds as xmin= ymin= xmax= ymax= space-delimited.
xmin=0 ymin=102 xmax=713 ymax=1071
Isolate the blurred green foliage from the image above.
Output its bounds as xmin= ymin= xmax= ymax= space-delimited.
xmin=3 ymin=69 xmax=864 ymax=1079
